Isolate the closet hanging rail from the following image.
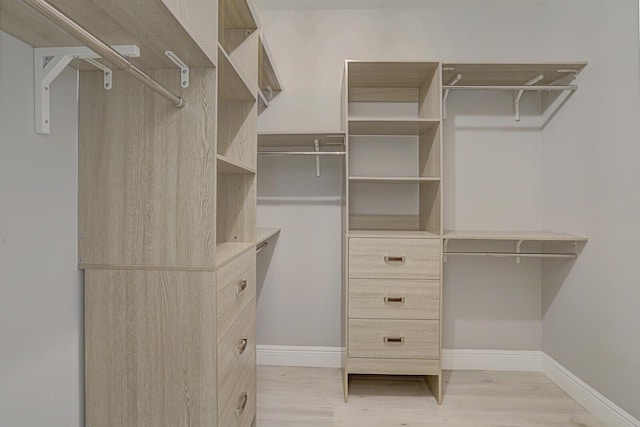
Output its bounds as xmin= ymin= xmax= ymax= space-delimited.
xmin=22 ymin=0 xmax=186 ymax=109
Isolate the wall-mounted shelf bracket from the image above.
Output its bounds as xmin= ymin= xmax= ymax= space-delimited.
xmin=165 ymin=51 xmax=189 ymax=88
xmin=314 ymin=138 xmax=321 ymax=177
xmin=443 ymin=74 xmax=462 ymax=120
xmin=34 ymin=45 xmax=139 ymax=134
xmin=83 ymin=58 xmax=112 ymax=90
xmin=443 ymin=238 xmax=449 ymax=263
xmin=514 ymin=74 xmax=543 ymax=121
xmin=515 ymin=239 xmax=524 ymax=264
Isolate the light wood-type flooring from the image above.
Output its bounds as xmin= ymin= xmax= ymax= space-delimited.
xmin=257 ymin=366 xmax=604 ymax=426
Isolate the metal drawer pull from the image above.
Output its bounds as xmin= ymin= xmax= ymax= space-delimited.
xmin=236 ymin=337 xmax=249 ymax=357
xmin=235 ymin=279 xmax=248 ymax=296
xmin=384 ymin=296 xmax=405 ymax=304
xmin=384 ymin=336 xmax=405 ymax=343
xmin=236 ymin=392 xmax=248 ymax=417
xmin=384 ymin=256 xmax=405 ymax=263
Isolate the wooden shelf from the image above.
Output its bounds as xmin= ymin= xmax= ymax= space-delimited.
xmin=258 ymin=132 xmax=345 ymax=148
xmin=217 ymin=154 xmax=256 ymax=174
xmin=258 ymin=34 xmax=283 ymax=106
xmin=349 ymin=176 xmax=440 ymax=183
xmin=442 ymin=63 xmax=587 ymax=87
xmin=349 ymin=229 xmax=440 ymax=239
xmin=348 ymin=61 xmax=439 ymax=88
xmin=258 ymin=90 xmax=269 ymax=115
xmin=444 ymin=252 xmax=577 ymax=259
xmin=215 ymin=242 xmax=255 ymax=269
xmin=218 ymin=0 xmax=258 ymax=54
xmin=349 ymin=119 xmax=439 ymax=136
xmin=443 ymin=230 xmax=588 ymax=242
xmin=218 ymin=43 xmax=257 ymax=102
xmin=0 ymin=0 xmax=217 ymax=69
xmin=257 ymin=227 xmax=281 ymax=245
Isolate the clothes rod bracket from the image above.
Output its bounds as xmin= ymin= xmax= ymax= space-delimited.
xmin=443 ymin=73 xmax=462 ymax=120
xmin=514 ymin=75 xmax=543 ymax=121
xmin=314 ymin=138 xmax=321 ymax=177
xmin=165 ymin=51 xmax=189 ymax=88
xmin=34 ymin=45 xmax=140 ymax=134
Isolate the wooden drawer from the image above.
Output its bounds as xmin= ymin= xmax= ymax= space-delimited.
xmin=349 ymin=238 xmax=440 ymax=280
xmin=349 ymin=279 xmax=440 ymax=320
xmin=348 ymin=319 xmax=439 ymax=359
xmin=217 ymin=249 xmax=256 ymax=343
xmin=218 ymin=300 xmax=256 ymax=414
xmin=218 ymin=360 xmax=256 ymax=427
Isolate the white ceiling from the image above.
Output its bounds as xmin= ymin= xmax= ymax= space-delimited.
xmin=254 ymin=0 xmax=549 ymax=10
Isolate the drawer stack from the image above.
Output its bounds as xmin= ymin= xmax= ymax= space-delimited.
xmin=216 ymin=250 xmax=257 ymax=427
xmin=346 ymin=237 xmax=442 ymax=398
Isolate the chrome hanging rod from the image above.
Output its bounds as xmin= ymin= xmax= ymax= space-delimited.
xmin=22 ymin=0 xmax=186 ymax=108
xmin=443 ymin=85 xmax=577 ymax=91
xmin=258 ymin=151 xmax=346 ymax=156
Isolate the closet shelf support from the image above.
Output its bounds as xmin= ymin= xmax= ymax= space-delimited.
xmin=24 ymin=0 xmax=187 ymax=135
xmin=165 ymin=51 xmax=189 ymax=88
xmin=34 ymin=45 xmax=139 ymax=134
xmin=515 ymin=75 xmax=543 ymax=121
xmin=443 ymin=73 xmax=462 ymax=120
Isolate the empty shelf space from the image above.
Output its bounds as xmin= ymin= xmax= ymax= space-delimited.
xmin=218 ymin=43 xmax=257 ymax=102
xmin=349 ymin=119 xmax=439 ymax=136
xmin=443 ymin=230 xmax=588 ymax=242
xmin=257 ymin=227 xmax=281 ymax=245
xmin=218 ymin=0 xmax=258 ymax=53
xmin=217 ymin=154 xmax=256 ymax=174
xmin=258 ymin=132 xmax=345 ymax=148
xmin=216 ymin=242 xmax=255 ymax=269
xmin=349 ymin=229 xmax=441 ymax=239
xmin=348 ymin=61 xmax=440 ymax=89
xmin=442 ymin=63 xmax=587 ymax=87
xmin=349 ymin=176 xmax=440 ymax=183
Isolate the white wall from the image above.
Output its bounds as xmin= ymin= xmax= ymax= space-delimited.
xmin=256 ymin=5 xmax=555 ymax=351
xmin=540 ymin=1 xmax=640 ymax=419
xmin=0 ymin=32 xmax=82 ymax=426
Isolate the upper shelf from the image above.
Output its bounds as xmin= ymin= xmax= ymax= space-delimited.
xmin=258 ymin=131 xmax=345 ymax=148
xmin=0 ymin=0 xmax=217 ymax=69
xmin=347 ymin=61 xmax=439 ymax=88
xmin=218 ymin=43 xmax=257 ymax=102
xmin=442 ymin=63 xmax=587 ymax=86
xmin=257 ymin=227 xmax=281 ymax=246
xmin=218 ymin=0 xmax=258 ymax=54
xmin=258 ymin=33 xmax=283 ymax=111
xmin=443 ymin=230 xmax=588 ymax=242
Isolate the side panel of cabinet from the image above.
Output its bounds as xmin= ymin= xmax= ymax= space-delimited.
xmin=78 ymin=68 xmax=217 ymax=267
xmin=85 ymin=269 xmax=217 ymax=427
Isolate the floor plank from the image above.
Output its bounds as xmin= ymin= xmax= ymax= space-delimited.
xmin=257 ymin=366 xmax=604 ymax=427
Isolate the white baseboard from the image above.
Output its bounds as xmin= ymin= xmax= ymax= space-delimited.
xmin=542 ymin=354 xmax=639 ymax=427
xmin=256 ymin=345 xmax=639 ymax=426
xmin=256 ymin=345 xmax=343 ymax=368
xmin=442 ymin=349 xmax=542 ymax=371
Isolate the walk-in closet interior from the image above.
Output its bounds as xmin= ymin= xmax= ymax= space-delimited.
xmin=1 ymin=0 xmax=639 ymax=426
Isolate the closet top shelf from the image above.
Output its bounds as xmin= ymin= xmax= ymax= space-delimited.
xmin=0 ymin=0 xmax=217 ymax=69
xmin=444 ymin=230 xmax=588 ymax=242
xmin=257 ymin=227 xmax=281 ymax=246
xmin=258 ymin=132 xmax=345 ymax=148
xmin=442 ymin=63 xmax=587 ymax=86
xmin=347 ymin=60 xmax=439 ymax=88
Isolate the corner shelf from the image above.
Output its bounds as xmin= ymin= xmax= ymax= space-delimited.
xmin=348 ymin=119 xmax=439 ymax=136
xmin=218 ymin=43 xmax=257 ymax=102
xmin=215 ymin=242 xmax=255 ymax=269
xmin=257 ymin=227 xmax=281 ymax=245
xmin=217 ymin=154 xmax=256 ymax=174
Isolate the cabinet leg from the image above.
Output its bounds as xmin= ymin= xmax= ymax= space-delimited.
xmin=426 ymin=374 xmax=442 ymax=404
xmin=342 ymin=369 xmax=349 ymax=403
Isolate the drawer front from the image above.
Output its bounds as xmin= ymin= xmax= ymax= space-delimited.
xmin=349 ymin=238 xmax=440 ymax=280
xmin=349 ymin=279 xmax=440 ymax=320
xmin=348 ymin=319 xmax=439 ymax=359
xmin=218 ymin=361 xmax=256 ymax=427
xmin=218 ymin=300 xmax=256 ymax=413
xmin=217 ymin=250 xmax=256 ymax=343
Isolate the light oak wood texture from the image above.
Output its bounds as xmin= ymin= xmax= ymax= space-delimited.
xmin=219 ymin=44 xmax=258 ymax=102
xmin=216 ymin=242 xmax=255 ymax=268
xmin=443 ymin=230 xmax=589 ymax=242
xmin=348 ymin=358 xmax=440 ymax=376
xmin=84 ymin=269 xmax=216 ymax=427
xmin=442 ymin=62 xmax=587 ymax=87
xmin=78 ymin=68 xmax=216 ymax=267
xmin=418 ymin=64 xmax=440 ymax=119
xmin=349 ymin=214 xmax=420 ymax=231
xmin=419 ymin=124 xmax=441 ymax=178
xmin=256 ymin=227 xmax=281 ymax=245
xmin=348 ymin=228 xmax=440 ymax=239
xmin=218 ymin=154 xmax=257 ymax=174
xmin=258 ymin=131 xmax=345 ymax=148
xmin=349 ymin=279 xmax=440 ymax=320
xmin=348 ymin=319 xmax=439 ymax=359
xmin=420 ymin=181 xmax=442 ymax=235
xmin=258 ymin=33 xmax=283 ymax=101
xmin=348 ymin=237 xmax=440 ymax=280
xmin=348 ymin=118 xmax=439 ymax=136
xmin=348 ymin=87 xmax=418 ymax=102
xmin=218 ymin=0 xmax=258 ymax=53
xmin=218 ymin=300 xmax=256 ymax=414
xmin=349 ymin=176 xmax=440 ymax=183
xmin=216 ymin=249 xmax=256 ymax=343
xmin=0 ymin=0 xmax=216 ymax=68
xmin=219 ymin=361 xmax=257 ymax=427
xmin=230 ymin=31 xmax=259 ymax=94
xmin=217 ymin=173 xmax=257 ymax=243
xmin=257 ymin=366 xmax=605 ymax=427
xmin=347 ymin=61 xmax=440 ymax=89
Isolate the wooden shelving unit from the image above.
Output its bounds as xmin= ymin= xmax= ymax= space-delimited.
xmin=349 ymin=176 xmax=440 ymax=183
xmin=348 ymin=119 xmax=439 ymax=136
xmin=258 ymin=33 xmax=283 ymax=115
xmin=258 ymin=131 xmax=345 ymax=148
xmin=216 ymin=241 xmax=256 ymax=268
xmin=257 ymin=227 xmax=281 ymax=245
xmin=349 ymin=229 xmax=440 ymax=239
xmin=218 ymin=0 xmax=258 ymax=54
xmin=217 ymin=154 xmax=257 ymax=174
xmin=218 ymin=43 xmax=258 ymax=102
xmin=443 ymin=230 xmax=588 ymax=242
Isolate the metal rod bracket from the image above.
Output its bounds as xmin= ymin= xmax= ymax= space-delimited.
xmin=515 ymin=240 xmax=524 ymax=264
xmin=33 ymin=45 xmax=139 ymax=134
xmin=314 ymin=138 xmax=320 ymax=177
xmin=515 ymin=74 xmax=543 ymax=121
xmin=443 ymin=73 xmax=462 ymax=120
xmin=165 ymin=51 xmax=189 ymax=88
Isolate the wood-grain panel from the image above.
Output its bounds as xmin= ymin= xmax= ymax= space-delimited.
xmin=218 ymin=361 xmax=256 ymax=427
xmin=348 ymin=237 xmax=440 ymax=279
xmin=217 ymin=173 xmax=257 ymax=244
xmin=348 ymin=319 xmax=439 ymax=359
xmin=347 ymin=357 xmax=439 ymax=375
xmin=216 ymin=249 xmax=256 ymax=343
xmin=84 ymin=269 xmax=216 ymax=427
xmin=218 ymin=301 xmax=256 ymax=414
xmin=348 ymin=279 xmax=440 ymax=320
xmin=78 ymin=68 xmax=216 ymax=267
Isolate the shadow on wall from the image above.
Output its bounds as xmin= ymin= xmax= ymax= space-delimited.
xmin=256 ymin=233 xmax=280 ymax=300
xmin=541 ymin=240 xmax=588 ymax=316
